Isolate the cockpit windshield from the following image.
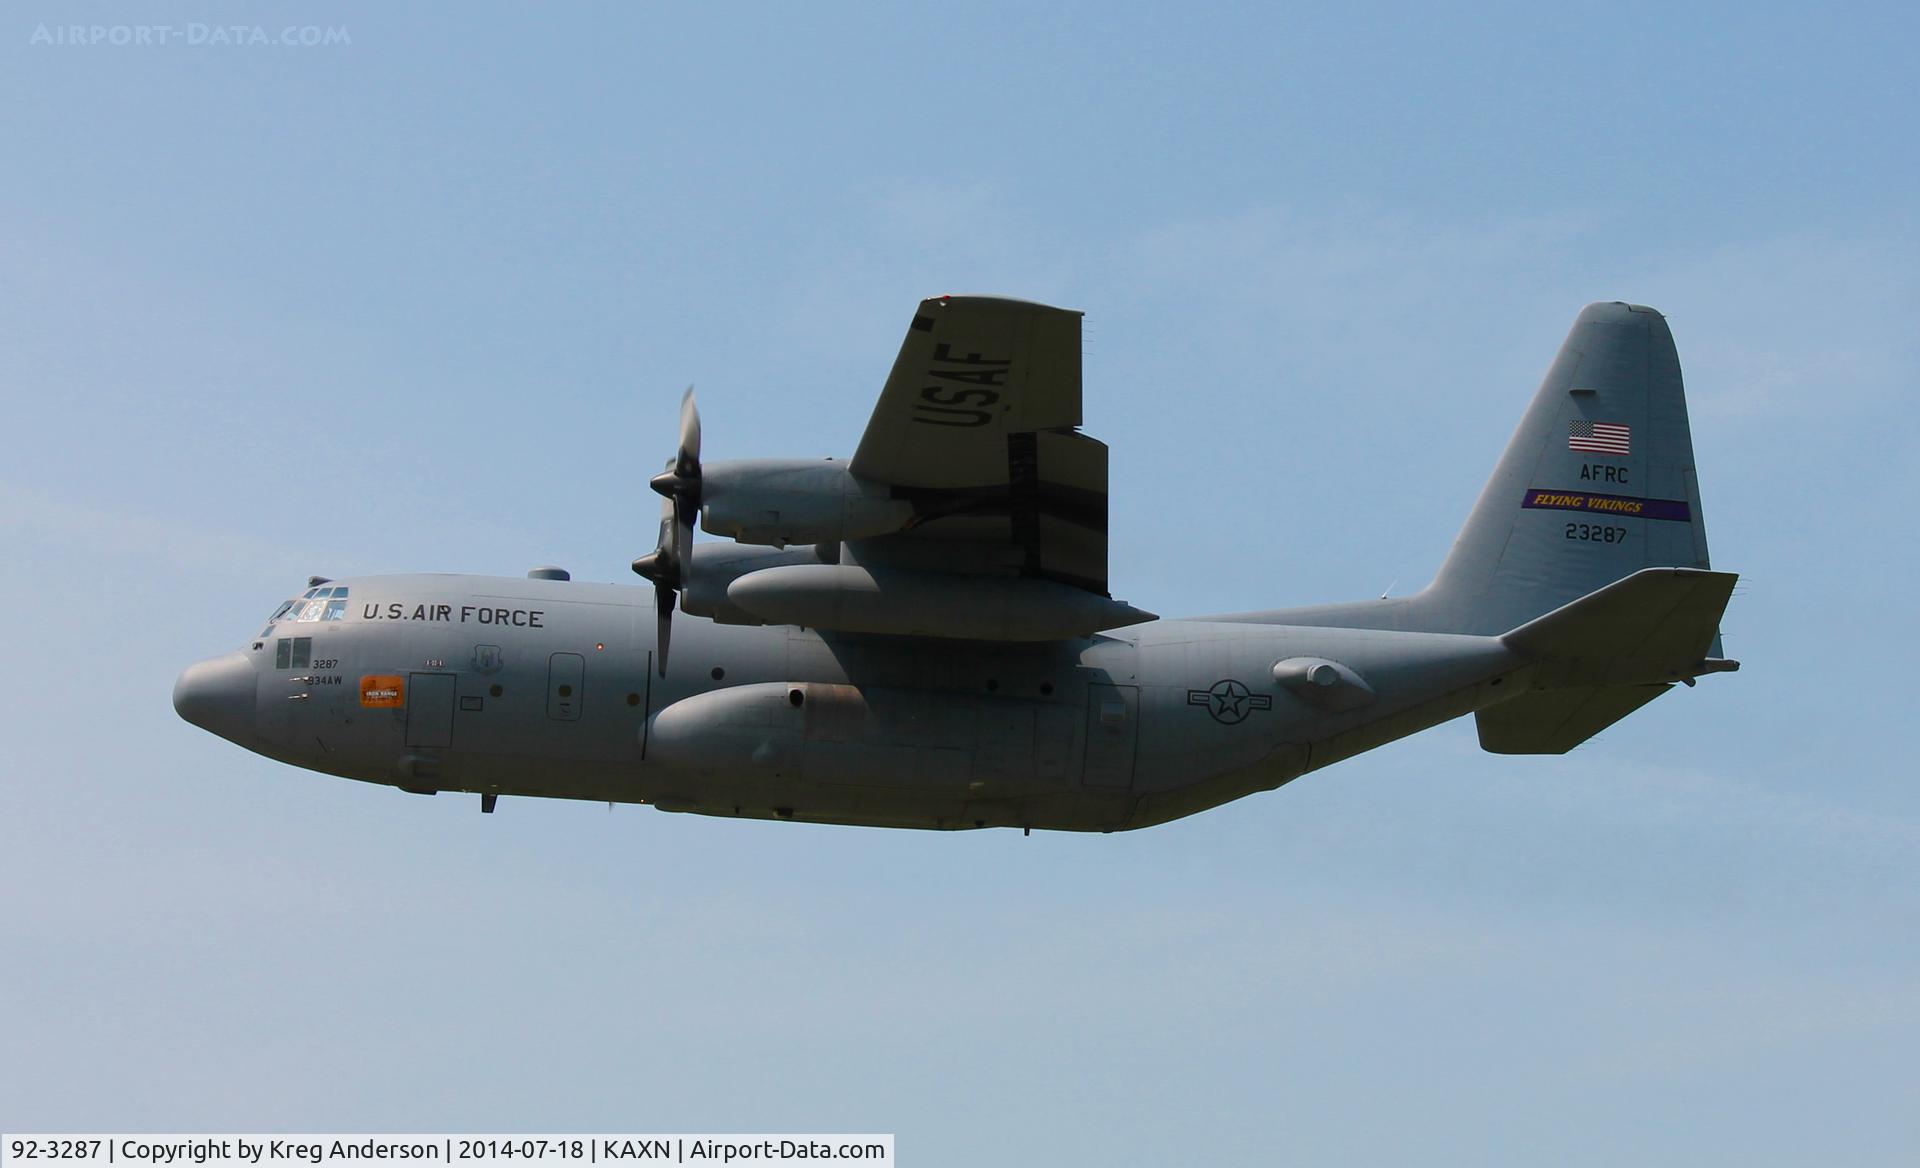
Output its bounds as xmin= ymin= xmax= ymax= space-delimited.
xmin=260 ymin=586 xmax=350 ymax=638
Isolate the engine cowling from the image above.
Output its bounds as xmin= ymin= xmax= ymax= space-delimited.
xmin=699 ymin=459 xmax=913 ymax=547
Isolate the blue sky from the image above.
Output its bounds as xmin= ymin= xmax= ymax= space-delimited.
xmin=3 ymin=3 xmax=1917 ymax=1163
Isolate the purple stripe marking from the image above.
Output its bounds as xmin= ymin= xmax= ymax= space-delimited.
xmin=1522 ymin=489 xmax=1692 ymax=522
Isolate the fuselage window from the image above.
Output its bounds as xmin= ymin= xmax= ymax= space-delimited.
xmin=276 ymin=638 xmax=292 ymax=669
xmin=290 ymin=637 xmax=311 ymax=668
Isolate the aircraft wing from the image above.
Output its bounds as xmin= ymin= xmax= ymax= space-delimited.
xmin=849 ymin=296 xmax=1111 ymax=595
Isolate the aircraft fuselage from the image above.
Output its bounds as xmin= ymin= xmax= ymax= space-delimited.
xmin=175 ymin=572 xmax=1523 ymax=831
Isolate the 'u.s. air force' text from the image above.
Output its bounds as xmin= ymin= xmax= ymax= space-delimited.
xmin=362 ymin=603 xmax=545 ymax=627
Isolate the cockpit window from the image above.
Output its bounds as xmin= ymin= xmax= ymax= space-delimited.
xmin=292 ymin=591 xmax=350 ymax=622
xmin=260 ymin=598 xmax=301 ymax=637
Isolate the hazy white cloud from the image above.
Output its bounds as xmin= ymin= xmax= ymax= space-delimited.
xmin=1589 ymin=975 xmax=1920 ymax=1075
xmin=0 ymin=479 xmax=304 ymax=574
xmin=1631 ymin=233 xmax=1920 ymax=421
xmin=1424 ymin=730 xmax=1920 ymax=863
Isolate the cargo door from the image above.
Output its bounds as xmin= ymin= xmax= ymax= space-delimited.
xmin=1082 ymin=683 xmax=1138 ymax=788
xmin=405 ymin=672 xmax=457 ymax=748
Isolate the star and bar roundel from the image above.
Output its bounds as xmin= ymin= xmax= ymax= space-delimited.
xmin=1186 ymin=679 xmax=1273 ymax=725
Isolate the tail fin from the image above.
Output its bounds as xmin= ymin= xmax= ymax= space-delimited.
xmin=1421 ymin=302 xmax=1715 ymax=636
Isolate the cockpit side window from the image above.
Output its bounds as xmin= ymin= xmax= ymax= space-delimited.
xmin=260 ymin=598 xmax=301 ymax=638
xmin=323 ymin=598 xmax=347 ymax=620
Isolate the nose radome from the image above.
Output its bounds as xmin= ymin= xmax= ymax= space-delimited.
xmin=173 ymin=652 xmax=258 ymax=743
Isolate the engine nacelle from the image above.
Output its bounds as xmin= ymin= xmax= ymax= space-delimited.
xmin=680 ymin=543 xmax=827 ymax=625
xmin=699 ymin=459 xmax=913 ymax=547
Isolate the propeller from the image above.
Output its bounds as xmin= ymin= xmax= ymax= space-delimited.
xmin=631 ymin=387 xmax=702 ymax=675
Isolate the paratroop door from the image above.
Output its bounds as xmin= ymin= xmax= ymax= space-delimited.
xmin=405 ymin=672 xmax=457 ymax=748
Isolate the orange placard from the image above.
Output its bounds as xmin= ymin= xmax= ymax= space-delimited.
xmin=360 ymin=674 xmax=405 ymax=708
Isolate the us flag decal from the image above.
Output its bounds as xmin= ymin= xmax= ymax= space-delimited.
xmin=1569 ymin=419 xmax=1630 ymax=455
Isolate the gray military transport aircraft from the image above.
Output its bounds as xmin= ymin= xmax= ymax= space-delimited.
xmin=175 ymin=296 xmax=1738 ymax=831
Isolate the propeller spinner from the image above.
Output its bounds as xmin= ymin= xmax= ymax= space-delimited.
xmin=632 ymin=387 xmax=701 ymax=675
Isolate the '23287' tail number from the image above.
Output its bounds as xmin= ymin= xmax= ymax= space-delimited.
xmin=1566 ymin=522 xmax=1629 ymax=543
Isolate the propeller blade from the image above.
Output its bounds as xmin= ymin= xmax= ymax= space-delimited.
xmin=657 ymin=493 xmax=678 ymax=580
xmin=653 ymin=581 xmax=675 ymax=675
xmin=677 ymin=386 xmax=701 ymax=480
xmin=636 ymin=388 xmax=703 ymax=678
xmin=671 ymin=502 xmax=694 ymax=594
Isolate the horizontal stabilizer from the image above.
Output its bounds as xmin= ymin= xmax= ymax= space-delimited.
xmin=1501 ymin=566 xmax=1738 ymax=687
xmin=1480 ymin=566 xmax=1738 ymax=754
xmin=1477 ymin=684 xmax=1671 ymax=754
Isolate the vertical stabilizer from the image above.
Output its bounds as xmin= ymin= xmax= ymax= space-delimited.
xmin=1421 ymin=302 xmax=1713 ymax=635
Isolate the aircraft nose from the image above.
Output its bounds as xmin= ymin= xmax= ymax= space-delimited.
xmin=173 ymin=652 xmax=258 ymax=743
